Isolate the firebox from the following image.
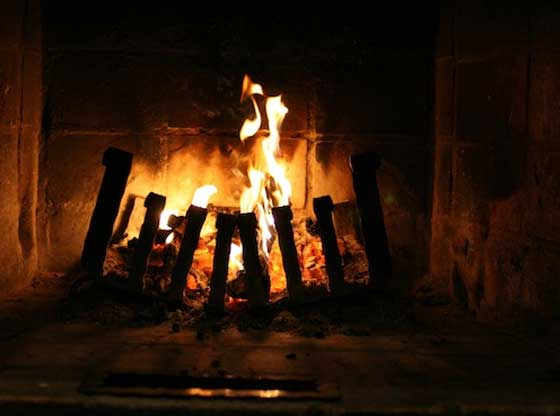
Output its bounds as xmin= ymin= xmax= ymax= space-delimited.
xmin=1 ymin=2 xmax=560 ymax=415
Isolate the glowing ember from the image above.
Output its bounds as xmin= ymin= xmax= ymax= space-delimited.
xmin=192 ymin=184 xmax=217 ymax=209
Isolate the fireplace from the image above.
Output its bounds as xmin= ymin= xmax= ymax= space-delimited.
xmin=1 ymin=2 xmax=560 ymax=414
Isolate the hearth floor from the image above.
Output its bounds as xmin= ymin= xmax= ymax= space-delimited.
xmin=0 ymin=274 xmax=559 ymax=415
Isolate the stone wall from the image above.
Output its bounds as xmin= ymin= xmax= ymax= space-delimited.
xmin=0 ymin=0 xmax=42 ymax=295
xmin=431 ymin=0 xmax=560 ymax=322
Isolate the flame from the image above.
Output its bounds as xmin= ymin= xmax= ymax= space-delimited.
xmin=164 ymin=232 xmax=174 ymax=245
xmin=192 ymin=184 xmax=217 ymax=208
xmin=238 ymin=75 xmax=292 ymax=259
xmin=229 ymin=242 xmax=244 ymax=271
xmin=159 ymin=209 xmax=178 ymax=231
xmin=239 ymin=75 xmax=264 ymax=142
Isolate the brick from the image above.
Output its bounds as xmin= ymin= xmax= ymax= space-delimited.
xmin=455 ymin=57 xmax=527 ymax=138
xmin=455 ymin=0 xmax=529 ymax=59
xmin=314 ymin=54 xmax=431 ymax=137
xmin=0 ymin=50 xmax=20 ymax=127
xmin=432 ymin=142 xmax=452 ymax=217
xmin=435 ymin=58 xmax=454 ymax=136
xmin=529 ymin=52 xmax=560 ymax=140
xmin=451 ymin=145 xmax=492 ymax=223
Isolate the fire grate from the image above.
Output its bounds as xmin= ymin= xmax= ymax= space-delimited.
xmin=80 ymin=371 xmax=339 ymax=400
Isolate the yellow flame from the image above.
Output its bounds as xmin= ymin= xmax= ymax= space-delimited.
xmin=239 ymin=75 xmax=264 ymax=142
xmin=228 ymin=242 xmax=244 ymax=272
xmin=165 ymin=232 xmax=174 ymax=245
xmin=238 ymin=75 xmax=292 ymax=259
xmin=159 ymin=209 xmax=178 ymax=231
xmin=192 ymin=184 xmax=217 ymax=208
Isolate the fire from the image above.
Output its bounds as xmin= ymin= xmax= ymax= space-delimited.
xmin=159 ymin=209 xmax=178 ymax=231
xmin=239 ymin=75 xmax=264 ymax=142
xmin=238 ymin=74 xmax=292 ymax=264
xmin=191 ymin=184 xmax=217 ymax=209
xmin=229 ymin=242 xmax=243 ymax=271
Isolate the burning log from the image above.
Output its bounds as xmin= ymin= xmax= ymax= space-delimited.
xmin=81 ymin=147 xmax=133 ymax=275
xmin=238 ymin=213 xmax=268 ymax=310
xmin=207 ymin=213 xmax=237 ymax=315
xmin=168 ymin=205 xmax=208 ymax=304
xmin=349 ymin=152 xmax=392 ymax=289
xmin=128 ymin=192 xmax=166 ymax=291
xmin=271 ymin=206 xmax=304 ymax=303
xmin=313 ymin=196 xmax=345 ymax=295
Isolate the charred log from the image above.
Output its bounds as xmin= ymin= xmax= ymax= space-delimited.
xmin=81 ymin=147 xmax=133 ymax=276
xmin=349 ymin=152 xmax=392 ymax=289
xmin=313 ymin=196 xmax=345 ymax=295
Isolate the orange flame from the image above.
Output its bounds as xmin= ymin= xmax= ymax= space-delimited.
xmin=240 ymin=75 xmax=264 ymax=142
xmin=238 ymin=75 xmax=292 ymax=259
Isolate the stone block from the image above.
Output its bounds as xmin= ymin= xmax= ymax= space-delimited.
xmin=455 ymin=57 xmax=527 ymax=138
xmin=435 ymin=0 xmax=455 ymax=58
xmin=24 ymin=0 xmax=41 ymax=50
xmin=532 ymin=2 xmax=560 ymax=51
xmin=314 ymin=54 xmax=431 ymax=137
xmin=483 ymin=234 xmax=560 ymax=321
xmin=22 ymin=51 xmax=41 ymax=127
xmin=42 ymin=131 xmax=308 ymax=271
xmin=451 ymin=144 xmax=493 ymax=223
xmin=237 ymin=68 xmax=310 ymax=134
xmin=429 ymin=215 xmax=453 ymax=284
xmin=481 ymin=232 xmax=528 ymax=320
xmin=18 ymin=125 xmax=40 ymax=266
xmin=312 ymin=140 xmax=430 ymax=209
xmin=448 ymin=221 xmax=488 ymax=315
xmin=162 ymin=135 xmax=307 ymax=211
xmin=0 ymin=0 xmax=24 ymax=49
xmin=42 ymin=132 xmax=161 ymax=271
xmin=46 ymin=52 xmax=258 ymax=132
xmin=0 ymin=131 xmax=24 ymax=292
xmin=529 ymin=52 xmax=560 ymax=140
xmin=432 ymin=142 xmax=452 ymax=217
xmin=0 ymin=50 xmax=20 ymax=128
xmin=47 ymin=52 xmax=166 ymax=131
xmin=435 ymin=58 xmax=454 ymax=136
xmin=525 ymin=150 xmax=560 ymax=242
xmin=312 ymin=139 xmax=430 ymax=282
xmin=455 ymin=0 xmax=529 ymax=59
